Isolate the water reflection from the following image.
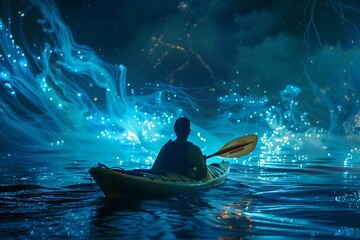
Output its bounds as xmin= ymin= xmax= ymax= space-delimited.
xmin=90 ymin=192 xmax=214 ymax=239
xmin=215 ymin=196 xmax=254 ymax=238
xmin=0 ymin=184 xmax=95 ymax=238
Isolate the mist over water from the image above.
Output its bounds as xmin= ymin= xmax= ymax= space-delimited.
xmin=0 ymin=1 xmax=360 ymax=239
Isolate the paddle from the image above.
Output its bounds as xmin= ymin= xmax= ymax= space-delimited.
xmin=206 ymin=134 xmax=258 ymax=159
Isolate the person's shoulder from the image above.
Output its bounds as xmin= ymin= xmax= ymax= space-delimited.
xmin=187 ymin=142 xmax=201 ymax=151
xmin=160 ymin=140 xmax=172 ymax=149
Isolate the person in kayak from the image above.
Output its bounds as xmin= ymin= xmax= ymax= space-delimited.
xmin=152 ymin=117 xmax=208 ymax=181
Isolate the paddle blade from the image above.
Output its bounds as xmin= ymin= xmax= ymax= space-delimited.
xmin=209 ymin=134 xmax=258 ymax=159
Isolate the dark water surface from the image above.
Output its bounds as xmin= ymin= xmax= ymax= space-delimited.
xmin=1 ymin=149 xmax=360 ymax=239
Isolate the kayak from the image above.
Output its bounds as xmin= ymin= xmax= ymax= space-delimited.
xmin=89 ymin=161 xmax=230 ymax=198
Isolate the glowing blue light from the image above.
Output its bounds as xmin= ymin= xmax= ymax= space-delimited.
xmin=1 ymin=70 xmax=10 ymax=79
xmin=0 ymin=0 xmax=357 ymax=168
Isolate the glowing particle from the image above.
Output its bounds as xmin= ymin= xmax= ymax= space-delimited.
xmin=1 ymin=71 xmax=10 ymax=79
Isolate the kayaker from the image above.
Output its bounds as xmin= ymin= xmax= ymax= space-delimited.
xmin=152 ymin=117 xmax=208 ymax=181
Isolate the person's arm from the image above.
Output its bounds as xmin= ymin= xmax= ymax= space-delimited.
xmin=151 ymin=144 xmax=166 ymax=170
xmin=188 ymin=145 xmax=207 ymax=181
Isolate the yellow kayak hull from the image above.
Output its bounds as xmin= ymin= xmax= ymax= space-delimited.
xmin=89 ymin=161 xmax=230 ymax=198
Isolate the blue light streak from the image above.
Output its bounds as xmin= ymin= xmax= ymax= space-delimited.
xmin=0 ymin=0 xmax=359 ymax=165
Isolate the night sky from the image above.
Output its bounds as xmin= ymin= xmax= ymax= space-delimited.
xmin=52 ymin=0 xmax=360 ymax=129
xmin=2 ymin=0 xmax=360 ymax=132
xmin=53 ymin=0 xmax=359 ymax=81
xmin=54 ymin=0 xmax=308 ymax=87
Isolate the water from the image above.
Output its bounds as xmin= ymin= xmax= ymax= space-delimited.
xmin=1 ymin=146 xmax=359 ymax=239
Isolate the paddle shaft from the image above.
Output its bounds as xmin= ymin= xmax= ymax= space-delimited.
xmin=206 ymin=141 xmax=253 ymax=159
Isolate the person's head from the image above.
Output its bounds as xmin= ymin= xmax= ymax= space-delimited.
xmin=174 ymin=117 xmax=191 ymax=139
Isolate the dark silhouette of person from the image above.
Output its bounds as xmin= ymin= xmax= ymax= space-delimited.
xmin=152 ymin=117 xmax=207 ymax=181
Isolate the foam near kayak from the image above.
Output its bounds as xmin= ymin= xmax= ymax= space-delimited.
xmin=89 ymin=161 xmax=230 ymax=198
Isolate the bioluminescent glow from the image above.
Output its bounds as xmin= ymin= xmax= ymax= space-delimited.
xmin=0 ymin=2 xmax=183 ymax=155
xmin=0 ymin=0 xmax=359 ymax=166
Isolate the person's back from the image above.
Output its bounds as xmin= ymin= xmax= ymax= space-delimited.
xmin=161 ymin=141 xmax=192 ymax=172
xmin=152 ymin=117 xmax=207 ymax=181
